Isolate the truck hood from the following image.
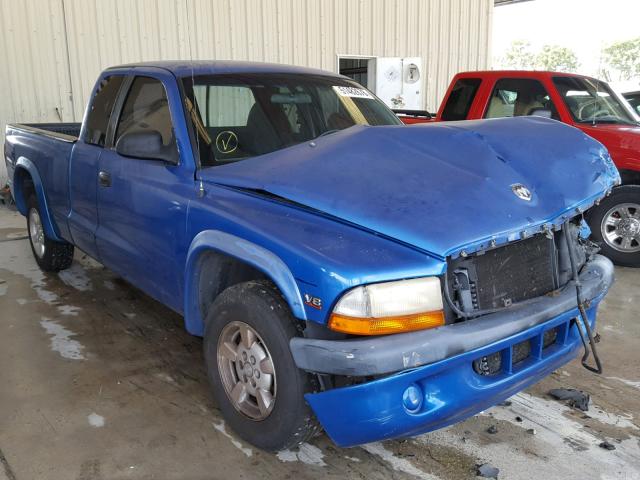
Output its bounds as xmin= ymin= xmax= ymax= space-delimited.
xmin=200 ymin=117 xmax=619 ymax=258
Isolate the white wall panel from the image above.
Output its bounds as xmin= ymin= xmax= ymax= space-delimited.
xmin=1 ymin=0 xmax=492 ymax=184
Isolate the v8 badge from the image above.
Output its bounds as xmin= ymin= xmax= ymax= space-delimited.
xmin=304 ymin=294 xmax=323 ymax=310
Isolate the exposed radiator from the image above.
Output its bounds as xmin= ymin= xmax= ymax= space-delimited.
xmin=448 ymin=233 xmax=559 ymax=312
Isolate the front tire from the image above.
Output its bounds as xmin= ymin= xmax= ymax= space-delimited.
xmin=27 ymin=195 xmax=74 ymax=272
xmin=203 ymin=280 xmax=319 ymax=451
xmin=589 ymin=185 xmax=640 ymax=267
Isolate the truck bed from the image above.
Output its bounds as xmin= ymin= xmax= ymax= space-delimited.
xmin=4 ymin=122 xmax=81 ymax=242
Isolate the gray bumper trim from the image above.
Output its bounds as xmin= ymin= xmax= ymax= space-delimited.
xmin=290 ymin=255 xmax=614 ymax=376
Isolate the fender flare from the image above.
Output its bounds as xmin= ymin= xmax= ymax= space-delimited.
xmin=183 ymin=230 xmax=307 ymax=336
xmin=12 ymin=157 xmax=63 ymax=241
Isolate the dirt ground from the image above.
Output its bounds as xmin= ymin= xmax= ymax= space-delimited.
xmin=0 ymin=206 xmax=638 ymax=480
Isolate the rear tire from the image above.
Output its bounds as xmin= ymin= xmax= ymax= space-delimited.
xmin=27 ymin=195 xmax=74 ymax=272
xmin=203 ymin=280 xmax=320 ymax=452
xmin=588 ymin=185 xmax=640 ymax=267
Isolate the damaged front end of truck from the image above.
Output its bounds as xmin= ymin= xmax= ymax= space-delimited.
xmin=203 ymin=116 xmax=620 ymax=447
xmin=290 ymin=220 xmax=614 ymax=447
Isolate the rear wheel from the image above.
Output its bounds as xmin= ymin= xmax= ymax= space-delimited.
xmin=203 ymin=280 xmax=319 ymax=451
xmin=589 ymin=185 xmax=640 ymax=267
xmin=27 ymin=195 xmax=74 ymax=272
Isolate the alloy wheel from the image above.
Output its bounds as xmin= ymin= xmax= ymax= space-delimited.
xmin=601 ymin=203 xmax=640 ymax=253
xmin=217 ymin=321 xmax=277 ymax=420
xmin=28 ymin=207 xmax=46 ymax=258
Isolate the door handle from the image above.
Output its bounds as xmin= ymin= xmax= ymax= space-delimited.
xmin=98 ymin=170 xmax=112 ymax=187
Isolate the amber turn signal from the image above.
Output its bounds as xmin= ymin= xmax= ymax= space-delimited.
xmin=328 ymin=310 xmax=445 ymax=336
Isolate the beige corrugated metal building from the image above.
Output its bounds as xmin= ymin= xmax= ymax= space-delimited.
xmin=0 ymin=0 xmax=493 ymax=184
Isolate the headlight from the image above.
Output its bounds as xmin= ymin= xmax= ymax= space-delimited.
xmin=328 ymin=277 xmax=445 ymax=335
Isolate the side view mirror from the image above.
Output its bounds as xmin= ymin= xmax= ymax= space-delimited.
xmin=528 ymin=108 xmax=553 ymax=119
xmin=115 ymin=130 xmax=178 ymax=164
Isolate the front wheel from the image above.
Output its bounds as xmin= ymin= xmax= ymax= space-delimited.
xmin=203 ymin=280 xmax=319 ymax=451
xmin=27 ymin=195 xmax=74 ymax=272
xmin=589 ymin=185 xmax=640 ymax=267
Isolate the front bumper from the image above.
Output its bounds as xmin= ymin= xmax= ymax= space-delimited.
xmin=293 ymin=255 xmax=614 ymax=447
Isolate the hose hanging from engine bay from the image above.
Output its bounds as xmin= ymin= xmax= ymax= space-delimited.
xmin=563 ymin=221 xmax=603 ymax=374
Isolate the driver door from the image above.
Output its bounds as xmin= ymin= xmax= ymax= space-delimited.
xmin=484 ymin=78 xmax=559 ymax=120
xmin=95 ymin=74 xmax=191 ymax=309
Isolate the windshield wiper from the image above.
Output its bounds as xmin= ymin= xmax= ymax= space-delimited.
xmin=314 ymin=128 xmax=341 ymax=139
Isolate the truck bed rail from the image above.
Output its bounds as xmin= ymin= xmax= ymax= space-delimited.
xmin=7 ymin=123 xmax=80 ymax=143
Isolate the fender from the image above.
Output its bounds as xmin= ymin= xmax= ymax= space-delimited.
xmin=13 ymin=157 xmax=64 ymax=242
xmin=183 ymin=230 xmax=307 ymax=336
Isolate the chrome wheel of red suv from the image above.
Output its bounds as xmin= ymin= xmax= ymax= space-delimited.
xmin=589 ymin=185 xmax=640 ymax=267
xmin=601 ymin=203 xmax=640 ymax=253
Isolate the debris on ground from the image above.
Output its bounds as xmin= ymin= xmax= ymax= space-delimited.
xmin=515 ymin=416 xmax=523 ymax=422
xmin=0 ymin=185 xmax=14 ymax=206
xmin=599 ymin=441 xmax=616 ymax=451
xmin=477 ymin=463 xmax=500 ymax=478
xmin=548 ymin=388 xmax=590 ymax=411
xmin=499 ymin=400 xmax=512 ymax=407
xmin=486 ymin=425 xmax=498 ymax=434
xmin=527 ymin=428 xmax=536 ymax=435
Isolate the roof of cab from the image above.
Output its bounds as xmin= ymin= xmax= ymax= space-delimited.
xmin=106 ymin=60 xmax=345 ymax=78
xmin=453 ymin=70 xmax=599 ymax=80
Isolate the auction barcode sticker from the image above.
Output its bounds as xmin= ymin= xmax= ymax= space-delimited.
xmin=333 ymin=86 xmax=374 ymax=99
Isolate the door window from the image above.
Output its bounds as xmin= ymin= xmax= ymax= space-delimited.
xmin=441 ymin=78 xmax=481 ymax=121
xmin=84 ymin=75 xmax=125 ymax=147
xmin=485 ymin=79 xmax=558 ymax=119
xmin=115 ymin=77 xmax=177 ymax=153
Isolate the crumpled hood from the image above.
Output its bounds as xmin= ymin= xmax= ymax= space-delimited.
xmin=201 ymin=117 xmax=619 ymax=258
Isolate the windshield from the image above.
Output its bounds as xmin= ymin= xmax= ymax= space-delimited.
xmin=623 ymin=92 xmax=640 ymax=116
xmin=181 ymin=73 xmax=401 ymax=167
xmin=552 ymin=76 xmax=637 ymax=125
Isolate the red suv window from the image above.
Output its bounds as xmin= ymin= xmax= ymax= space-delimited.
xmin=441 ymin=78 xmax=482 ymax=121
xmin=485 ymin=78 xmax=558 ymax=120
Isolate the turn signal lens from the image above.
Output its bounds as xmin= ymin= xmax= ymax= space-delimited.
xmin=328 ymin=310 xmax=445 ymax=336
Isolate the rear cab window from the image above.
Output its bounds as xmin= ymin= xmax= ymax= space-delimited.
xmin=440 ymin=78 xmax=481 ymax=121
xmin=484 ymin=78 xmax=558 ymax=120
xmin=181 ymin=73 xmax=401 ymax=167
xmin=84 ymin=75 xmax=125 ymax=146
xmin=192 ymin=85 xmax=255 ymax=128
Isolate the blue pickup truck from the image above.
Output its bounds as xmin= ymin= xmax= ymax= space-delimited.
xmin=4 ymin=61 xmax=619 ymax=451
